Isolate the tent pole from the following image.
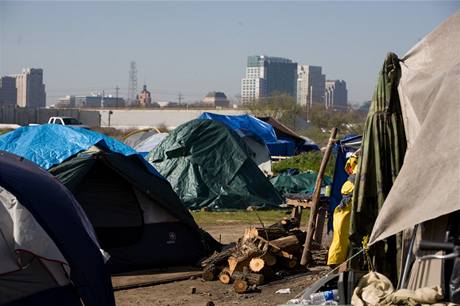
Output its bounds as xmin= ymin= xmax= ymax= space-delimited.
xmin=300 ymin=127 xmax=337 ymax=266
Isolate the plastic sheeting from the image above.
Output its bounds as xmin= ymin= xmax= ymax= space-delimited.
xmin=147 ymin=119 xmax=283 ymax=210
xmin=257 ymin=116 xmax=320 ymax=152
xmin=198 ymin=112 xmax=277 ymax=143
xmin=199 ymin=113 xmax=302 ymax=157
xmin=328 ymin=135 xmax=362 ymax=232
xmin=270 ymin=171 xmax=331 ymax=197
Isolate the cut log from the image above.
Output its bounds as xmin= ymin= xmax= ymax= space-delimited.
xmin=253 ymin=236 xmax=294 ymax=259
xmin=227 ymin=244 xmax=263 ymax=275
xmin=232 ymin=271 xmax=265 ymax=286
xmin=202 ymin=265 xmax=219 ymax=281
xmin=282 ymin=258 xmax=298 ymax=269
xmin=218 ymin=268 xmax=232 ymax=284
xmin=243 ymin=224 xmax=290 ymax=242
xmin=227 ymin=256 xmax=239 ymax=275
xmin=201 ymin=246 xmax=236 ymax=268
xmin=270 ymin=235 xmax=299 ymax=249
xmin=262 ymin=253 xmax=277 ymax=266
xmin=249 ymin=257 xmax=265 ymax=272
xmin=234 ymin=279 xmax=249 ymax=294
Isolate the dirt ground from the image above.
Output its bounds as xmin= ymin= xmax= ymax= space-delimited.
xmin=115 ymin=224 xmax=331 ymax=306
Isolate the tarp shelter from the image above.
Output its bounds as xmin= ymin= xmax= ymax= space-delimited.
xmin=147 ymin=119 xmax=284 ymax=210
xmin=328 ymin=135 xmax=362 ymax=232
xmin=270 ymin=170 xmax=331 ymax=197
xmin=369 ymin=10 xmax=460 ymax=246
xmin=198 ymin=112 xmax=298 ymax=157
xmin=0 ymin=125 xmax=215 ymax=273
xmin=0 ymin=151 xmax=114 ymax=306
xmin=257 ymin=116 xmax=319 ymax=153
xmin=198 ymin=112 xmax=273 ymax=173
xmin=351 ymin=11 xmax=460 ymax=295
xmin=366 ymin=12 xmax=460 ymax=294
xmin=349 ymin=51 xmax=407 ymax=282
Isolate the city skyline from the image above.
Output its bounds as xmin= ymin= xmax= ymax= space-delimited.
xmin=1 ymin=1 xmax=458 ymax=105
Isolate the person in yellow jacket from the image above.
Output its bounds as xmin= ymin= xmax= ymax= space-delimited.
xmin=327 ymin=154 xmax=358 ymax=267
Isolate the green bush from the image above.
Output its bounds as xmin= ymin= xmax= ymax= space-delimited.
xmin=272 ymin=151 xmax=336 ymax=177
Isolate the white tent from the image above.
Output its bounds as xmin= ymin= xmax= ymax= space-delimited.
xmin=134 ymin=133 xmax=169 ymax=153
xmin=242 ymin=135 xmax=272 ymax=176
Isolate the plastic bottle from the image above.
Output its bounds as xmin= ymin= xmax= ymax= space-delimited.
xmin=309 ymin=289 xmax=339 ymax=304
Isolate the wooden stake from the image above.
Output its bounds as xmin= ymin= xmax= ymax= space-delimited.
xmin=300 ymin=127 xmax=338 ymax=266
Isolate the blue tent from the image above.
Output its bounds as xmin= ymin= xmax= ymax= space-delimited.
xmin=198 ymin=112 xmax=297 ymax=156
xmin=0 ymin=124 xmax=161 ymax=177
xmin=328 ymin=135 xmax=362 ymax=232
xmin=0 ymin=151 xmax=115 ymax=306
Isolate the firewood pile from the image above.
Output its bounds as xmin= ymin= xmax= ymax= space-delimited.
xmin=200 ymin=218 xmax=308 ymax=294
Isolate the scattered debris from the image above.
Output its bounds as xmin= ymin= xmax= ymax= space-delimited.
xmin=275 ymin=288 xmax=291 ymax=294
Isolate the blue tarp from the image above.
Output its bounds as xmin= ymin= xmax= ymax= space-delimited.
xmin=198 ymin=112 xmax=299 ymax=156
xmin=266 ymin=140 xmax=296 ymax=157
xmin=0 ymin=151 xmax=115 ymax=306
xmin=198 ymin=112 xmax=277 ymax=143
xmin=0 ymin=124 xmax=162 ymax=177
xmin=328 ymin=135 xmax=362 ymax=232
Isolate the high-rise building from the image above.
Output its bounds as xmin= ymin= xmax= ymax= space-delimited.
xmin=325 ymin=80 xmax=348 ymax=110
xmin=0 ymin=76 xmax=17 ymax=106
xmin=14 ymin=68 xmax=46 ymax=107
xmin=241 ymin=55 xmax=297 ymax=103
xmin=296 ymin=65 xmax=325 ymax=107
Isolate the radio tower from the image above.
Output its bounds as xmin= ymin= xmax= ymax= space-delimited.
xmin=127 ymin=61 xmax=138 ymax=106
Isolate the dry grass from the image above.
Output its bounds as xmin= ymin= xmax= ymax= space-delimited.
xmin=192 ymin=209 xmax=311 ymax=227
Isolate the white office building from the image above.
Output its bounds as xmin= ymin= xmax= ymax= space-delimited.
xmin=14 ymin=68 xmax=46 ymax=108
xmin=325 ymin=80 xmax=348 ymax=110
xmin=296 ymin=65 xmax=325 ymax=107
xmin=241 ymin=55 xmax=297 ymax=103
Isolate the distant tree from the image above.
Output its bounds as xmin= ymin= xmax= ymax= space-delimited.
xmin=246 ymin=92 xmax=300 ymax=128
xmin=358 ymin=100 xmax=372 ymax=113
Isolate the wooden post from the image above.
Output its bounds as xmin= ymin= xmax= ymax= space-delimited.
xmin=300 ymin=127 xmax=337 ymax=266
xmin=313 ymin=205 xmax=327 ymax=246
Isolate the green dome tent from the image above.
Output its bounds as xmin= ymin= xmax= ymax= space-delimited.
xmin=147 ymin=119 xmax=284 ymax=210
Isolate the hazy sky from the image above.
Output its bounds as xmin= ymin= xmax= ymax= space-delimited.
xmin=0 ymin=1 xmax=458 ymax=105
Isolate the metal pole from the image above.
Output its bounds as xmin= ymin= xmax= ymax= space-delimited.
xmin=300 ymin=127 xmax=338 ymax=266
xmin=399 ymin=224 xmax=419 ymax=289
